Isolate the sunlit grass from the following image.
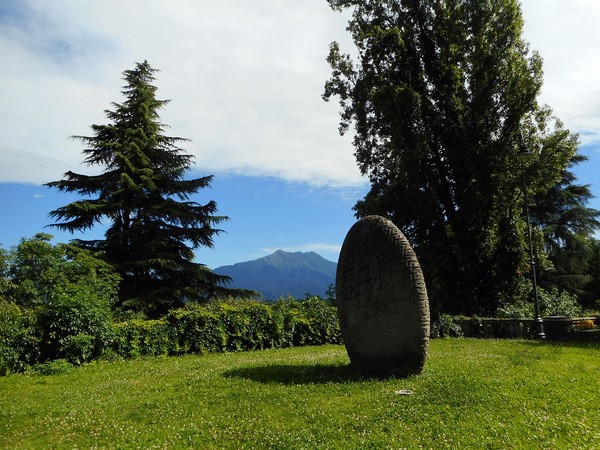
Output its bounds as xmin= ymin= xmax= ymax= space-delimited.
xmin=1 ymin=339 xmax=598 ymax=449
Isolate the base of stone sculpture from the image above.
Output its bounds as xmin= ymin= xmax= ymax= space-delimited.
xmin=346 ymin=350 xmax=426 ymax=378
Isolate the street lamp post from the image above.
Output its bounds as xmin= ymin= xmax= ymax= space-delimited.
xmin=518 ymin=131 xmax=546 ymax=340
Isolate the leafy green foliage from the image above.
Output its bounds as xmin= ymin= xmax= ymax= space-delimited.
xmin=164 ymin=304 xmax=228 ymax=355
xmin=0 ymin=301 xmax=40 ymax=375
xmin=293 ymin=296 xmax=342 ymax=345
xmin=37 ymin=290 xmax=114 ymax=365
xmin=0 ymin=235 xmax=120 ymax=370
xmin=2 ymin=234 xmax=120 ymax=308
xmin=29 ymin=358 xmax=74 ymax=376
xmin=1 ymin=279 xmax=340 ymax=373
xmin=26 ymin=245 xmax=118 ymax=365
xmin=110 ymin=319 xmax=172 ymax=358
xmin=2 ymin=233 xmax=65 ymax=307
xmin=108 ymin=298 xmax=341 ymax=360
xmin=497 ymin=279 xmax=583 ymax=318
xmin=0 ymin=248 xmax=8 ymax=299
xmin=430 ymin=314 xmax=465 ymax=338
xmin=45 ymin=61 xmax=243 ymax=317
xmin=215 ymin=301 xmax=279 ymax=351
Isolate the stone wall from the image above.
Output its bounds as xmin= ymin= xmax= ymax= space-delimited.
xmin=458 ymin=317 xmax=600 ymax=342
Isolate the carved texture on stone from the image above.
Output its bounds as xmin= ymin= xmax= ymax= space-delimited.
xmin=336 ymin=215 xmax=430 ymax=377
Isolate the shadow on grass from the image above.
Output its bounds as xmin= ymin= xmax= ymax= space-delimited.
xmin=223 ymin=363 xmax=364 ymax=385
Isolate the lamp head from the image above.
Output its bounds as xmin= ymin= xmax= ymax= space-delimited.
xmin=518 ymin=130 xmax=533 ymax=157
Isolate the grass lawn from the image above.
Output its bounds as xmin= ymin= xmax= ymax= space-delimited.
xmin=1 ymin=339 xmax=598 ymax=449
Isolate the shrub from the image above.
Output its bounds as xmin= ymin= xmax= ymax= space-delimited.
xmin=271 ymin=298 xmax=307 ymax=347
xmin=38 ymin=288 xmax=115 ymax=365
xmin=2 ymin=295 xmax=343 ymax=373
xmin=0 ymin=301 xmax=41 ymax=375
xmin=430 ymin=314 xmax=464 ymax=338
xmin=0 ymin=237 xmax=120 ymax=369
xmin=30 ymin=358 xmax=74 ymax=375
xmin=496 ymin=300 xmax=532 ymax=319
xmin=110 ymin=319 xmax=171 ymax=358
xmin=213 ymin=300 xmax=280 ymax=351
xmin=165 ymin=304 xmax=228 ymax=355
xmin=497 ymin=280 xmax=583 ymax=318
xmin=271 ymin=297 xmax=341 ymax=347
xmin=34 ymin=246 xmax=120 ymax=365
xmin=297 ymin=296 xmax=342 ymax=345
xmin=2 ymin=233 xmax=64 ymax=307
xmin=106 ymin=298 xmax=342 ymax=359
xmin=539 ymin=288 xmax=583 ymax=317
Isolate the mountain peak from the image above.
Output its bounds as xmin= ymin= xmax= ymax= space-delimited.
xmin=214 ymin=250 xmax=336 ymax=299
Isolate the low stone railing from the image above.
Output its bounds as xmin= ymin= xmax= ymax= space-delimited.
xmin=459 ymin=316 xmax=599 ymax=341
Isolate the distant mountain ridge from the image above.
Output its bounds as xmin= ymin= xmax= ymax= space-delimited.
xmin=213 ymin=250 xmax=337 ymax=300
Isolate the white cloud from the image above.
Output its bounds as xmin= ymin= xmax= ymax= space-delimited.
xmin=0 ymin=0 xmax=359 ymax=188
xmin=520 ymin=0 xmax=600 ymax=144
xmin=1 ymin=0 xmax=600 ymax=189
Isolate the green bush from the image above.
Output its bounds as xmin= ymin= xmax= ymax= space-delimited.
xmin=539 ymin=288 xmax=583 ymax=317
xmin=107 ymin=298 xmax=342 ymax=359
xmin=35 ymin=246 xmax=119 ymax=365
xmin=1 ymin=236 xmax=121 ymax=369
xmin=497 ymin=279 xmax=583 ymax=318
xmin=0 ymin=301 xmax=40 ymax=375
xmin=165 ymin=304 xmax=228 ymax=355
xmin=110 ymin=319 xmax=171 ymax=358
xmin=212 ymin=300 xmax=279 ymax=351
xmin=270 ymin=298 xmax=306 ymax=347
xmin=2 ymin=236 xmax=341 ymax=372
xmin=297 ymin=296 xmax=342 ymax=345
xmin=271 ymin=297 xmax=341 ymax=347
xmin=2 ymin=294 xmax=342 ymax=373
xmin=38 ymin=290 xmax=114 ymax=364
xmin=30 ymin=358 xmax=74 ymax=375
xmin=430 ymin=314 xmax=464 ymax=338
xmin=2 ymin=234 xmax=65 ymax=307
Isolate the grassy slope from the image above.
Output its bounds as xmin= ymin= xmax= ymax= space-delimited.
xmin=0 ymin=339 xmax=598 ymax=449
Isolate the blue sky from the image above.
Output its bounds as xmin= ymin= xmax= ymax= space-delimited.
xmin=1 ymin=1 xmax=600 ymax=268
xmin=0 ymin=176 xmax=366 ymax=269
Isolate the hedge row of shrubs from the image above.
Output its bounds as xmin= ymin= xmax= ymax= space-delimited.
xmin=0 ymin=297 xmax=341 ymax=375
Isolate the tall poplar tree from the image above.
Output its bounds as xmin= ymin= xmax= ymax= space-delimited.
xmin=324 ymin=0 xmax=597 ymax=314
xmin=47 ymin=61 xmax=238 ymax=317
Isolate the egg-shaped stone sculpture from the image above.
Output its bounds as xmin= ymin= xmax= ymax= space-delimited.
xmin=336 ymin=215 xmax=430 ymax=377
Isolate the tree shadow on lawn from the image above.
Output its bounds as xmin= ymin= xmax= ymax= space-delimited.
xmin=223 ymin=363 xmax=368 ymax=385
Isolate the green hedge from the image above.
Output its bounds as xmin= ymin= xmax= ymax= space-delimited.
xmin=110 ymin=319 xmax=173 ymax=358
xmin=0 ymin=297 xmax=342 ymax=373
xmin=107 ymin=298 xmax=342 ymax=360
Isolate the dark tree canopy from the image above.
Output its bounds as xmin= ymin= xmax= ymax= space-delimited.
xmin=587 ymin=240 xmax=600 ymax=305
xmin=324 ymin=0 xmax=599 ymax=314
xmin=46 ymin=61 xmax=246 ymax=317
